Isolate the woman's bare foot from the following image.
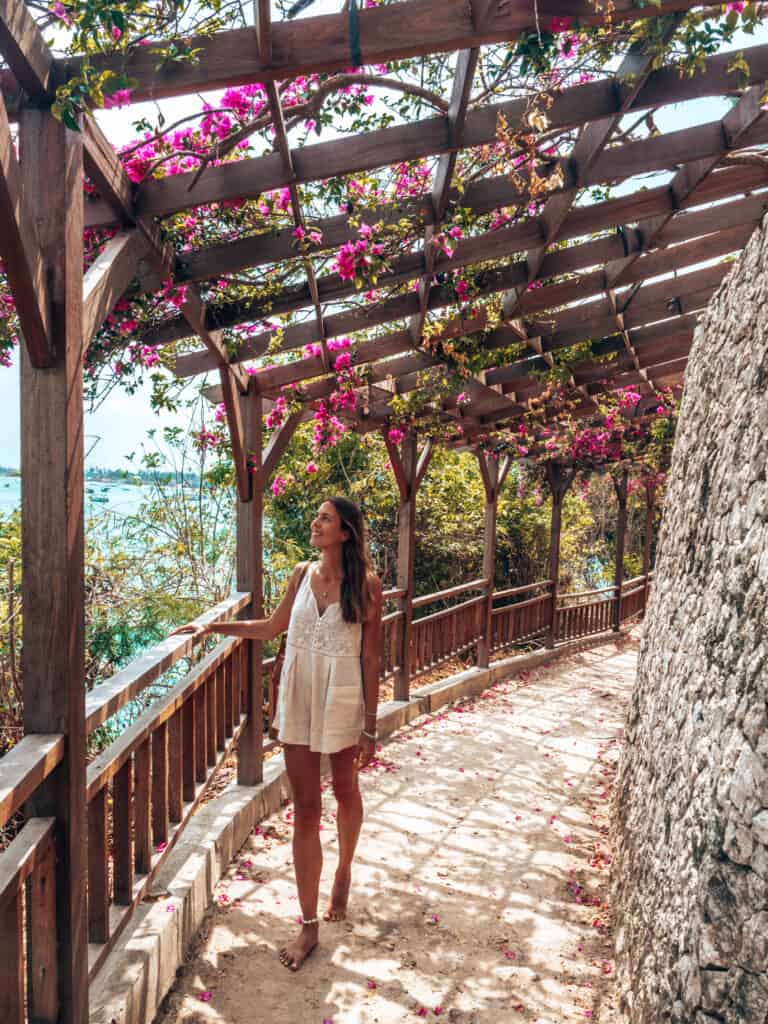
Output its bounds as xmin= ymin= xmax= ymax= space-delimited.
xmin=278 ymin=922 xmax=318 ymax=971
xmin=323 ymin=867 xmax=351 ymax=921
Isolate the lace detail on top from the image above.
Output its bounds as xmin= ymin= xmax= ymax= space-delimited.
xmin=285 ymin=563 xmax=362 ymax=658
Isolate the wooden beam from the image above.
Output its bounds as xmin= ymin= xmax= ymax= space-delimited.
xmin=135 ymin=160 xmax=765 ymax=293
xmin=0 ymin=0 xmax=53 ymax=102
xmin=172 ymin=195 xmax=746 ymax=386
xmin=19 ymin=107 xmax=88 ymax=1024
xmin=150 ymin=125 xmax=768 ymax=358
xmin=82 ymin=229 xmax=148 ymax=346
xmin=0 ymin=95 xmax=52 ymax=366
xmin=409 ymin=43 xmax=480 ymax=345
xmin=504 ymin=20 xmax=682 ymax=323
xmin=218 ymin=365 xmax=250 ymax=501
xmin=251 ymin=410 xmax=303 ymax=492
xmin=254 ymin=0 xmax=271 ymax=67
xmin=130 ymin=44 xmax=768 ymax=220
xmin=236 ymin=389 xmax=264 ymax=785
xmin=606 ymin=84 xmax=767 ymax=287
xmin=50 ymin=0 xmax=707 ymax=104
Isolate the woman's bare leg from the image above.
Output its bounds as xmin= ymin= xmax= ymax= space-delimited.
xmin=278 ymin=744 xmax=322 ymax=970
xmin=324 ymin=745 xmax=363 ymax=921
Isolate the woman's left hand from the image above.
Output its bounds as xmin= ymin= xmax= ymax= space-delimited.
xmin=355 ymin=733 xmax=376 ymax=770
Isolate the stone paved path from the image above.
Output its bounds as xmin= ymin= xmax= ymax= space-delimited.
xmin=156 ymin=633 xmax=639 ymax=1024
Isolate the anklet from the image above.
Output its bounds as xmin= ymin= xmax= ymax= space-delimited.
xmin=301 ymin=916 xmax=319 ymax=925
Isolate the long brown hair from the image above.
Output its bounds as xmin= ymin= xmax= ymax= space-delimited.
xmin=326 ymin=496 xmax=373 ymax=624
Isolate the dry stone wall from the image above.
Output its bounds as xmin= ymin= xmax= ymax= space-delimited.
xmin=613 ymin=214 xmax=768 ymax=1023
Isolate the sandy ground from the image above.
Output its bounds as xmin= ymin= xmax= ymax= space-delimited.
xmin=156 ymin=634 xmax=638 ymax=1024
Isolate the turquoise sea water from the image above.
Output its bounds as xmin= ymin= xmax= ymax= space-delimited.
xmin=0 ymin=473 xmax=148 ymax=518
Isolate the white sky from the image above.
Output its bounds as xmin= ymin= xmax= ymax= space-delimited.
xmin=0 ymin=11 xmax=765 ymax=469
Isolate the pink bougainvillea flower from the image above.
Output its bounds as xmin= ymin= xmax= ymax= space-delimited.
xmin=417 ymin=1010 xmax=428 ymax=1018
xmin=306 ymin=461 xmax=318 ymax=474
xmin=199 ymin=991 xmax=212 ymax=1002
xmin=367 ymin=979 xmax=377 ymax=990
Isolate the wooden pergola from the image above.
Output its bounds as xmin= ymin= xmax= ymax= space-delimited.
xmin=0 ymin=1 xmax=766 ymax=1021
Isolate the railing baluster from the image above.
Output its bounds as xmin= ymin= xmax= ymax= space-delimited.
xmin=152 ymin=721 xmax=169 ymax=847
xmin=113 ymin=758 xmax=134 ymax=903
xmin=224 ymin=655 xmax=234 ymax=737
xmin=134 ymin=741 xmax=152 ymax=875
xmin=205 ymin=674 xmax=216 ymax=768
xmin=0 ymin=878 xmax=24 ymax=1023
xmin=87 ymin=785 xmax=110 ymax=943
xmin=215 ymin=665 xmax=226 ymax=751
xmin=194 ymin=685 xmax=207 ymax=784
xmin=168 ymin=710 xmax=183 ymax=824
xmin=27 ymin=835 xmax=58 ymax=1022
xmin=182 ymin=697 xmax=196 ymax=803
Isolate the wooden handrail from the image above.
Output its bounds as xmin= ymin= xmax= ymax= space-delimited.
xmin=383 ymin=587 xmax=406 ymax=601
xmin=412 ymin=576 xmax=490 ymax=608
xmin=412 ymin=592 xmax=486 ymax=626
xmin=558 ymin=585 xmax=618 ymax=601
xmin=0 ymin=817 xmax=56 ymax=906
xmin=85 ymin=591 xmax=251 ymax=733
xmin=493 ymin=580 xmax=553 ymax=600
xmin=86 ymin=637 xmax=241 ymax=800
xmin=0 ymin=735 xmax=65 ymax=831
xmin=622 ymin=573 xmax=649 ymax=588
xmin=491 ymin=592 xmax=551 ymax=613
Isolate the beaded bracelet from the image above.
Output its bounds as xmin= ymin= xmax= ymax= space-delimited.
xmin=362 ymin=729 xmax=377 ymax=741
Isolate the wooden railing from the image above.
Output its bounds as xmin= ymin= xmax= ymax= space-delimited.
xmin=555 ymin=573 xmax=653 ymax=642
xmin=0 ymin=570 xmax=652 ymax=1020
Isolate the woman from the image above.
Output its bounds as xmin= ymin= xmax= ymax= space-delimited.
xmin=172 ymin=496 xmax=383 ymax=971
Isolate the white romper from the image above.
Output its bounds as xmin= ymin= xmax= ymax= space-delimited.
xmin=272 ymin=562 xmax=365 ymax=753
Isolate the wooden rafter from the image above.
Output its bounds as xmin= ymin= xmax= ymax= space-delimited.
xmin=169 ymin=181 xmax=762 ymax=389
xmin=112 ymin=43 xmax=768 ymax=225
xmin=0 ymin=94 xmax=52 ymax=366
xmin=502 ymin=19 xmax=683 ymax=328
xmin=605 ymin=83 xmax=767 ymax=288
xmin=80 ymin=117 xmax=253 ymax=499
xmin=82 ymin=230 xmax=149 ymax=347
xmin=0 ymin=0 xmax=53 ymax=102
xmin=145 ymin=116 xmax=768 ymax=357
xmin=33 ymin=0 xmax=708 ymax=106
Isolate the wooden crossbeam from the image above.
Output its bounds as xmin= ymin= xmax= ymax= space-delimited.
xmin=125 ymin=42 xmax=768 ymax=222
xmin=503 ymin=20 xmax=682 ymax=326
xmin=606 ymin=83 xmax=768 ymax=289
xmin=251 ymin=410 xmax=303 ymax=491
xmin=0 ymin=95 xmax=52 ymax=366
xmin=82 ymin=230 xmax=149 ymax=346
xmin=0 ymin=0 xmax=53 ymax=102
xmin=409 ymin=45 xmax=480 ymax=346
xmin=38 ymin=0 xmax=707 ymax=107
xmin=80 ymin=117 xmax=252 ymax=498
xmin=169 ymin=172 xmax=765 ymax=379
xmin=148 ymin=118 xmax=768 ymax=357
xmin=346 ymin=270 xmax=720 ymax=425
xmin=263 ymin=79 xmax=330 ymax=370
xmin=133 ymin=158 xmax=765 ymax=292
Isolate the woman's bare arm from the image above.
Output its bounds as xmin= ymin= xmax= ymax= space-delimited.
xmin=171 ymin=562 xmax=308 ymax=641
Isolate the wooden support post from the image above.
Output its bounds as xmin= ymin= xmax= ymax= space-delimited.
xmin=236 ymin=387 xmax=264 ymax=785
xmin=384 ymin=430 xmax=434 ymax=701
xmin=642 ymin=478 xmax=657 ymax=616
xmin=19 ymin=109 xmax=88 ymax=1024
xmin=544 ymin=462 xmax=576 ymax=648
xmin=612 ymin=468 xmax=630 ymax=631
xmin=394 ymin=432 xmax=417 ymax=702
xmin=474 ymin=451 xmax=510 ymax=667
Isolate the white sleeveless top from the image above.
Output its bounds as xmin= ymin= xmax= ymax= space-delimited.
xmin=271 ymin=562 xmax=365 ymax=753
